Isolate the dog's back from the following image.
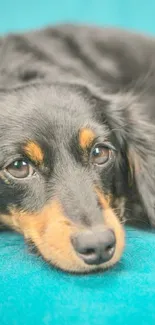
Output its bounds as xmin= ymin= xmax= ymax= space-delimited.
xmin=1 ymin=25 xmax=155 ymax=95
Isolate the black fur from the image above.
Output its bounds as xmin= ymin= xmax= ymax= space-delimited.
xmin=0 ymin=24 xmax=155 ymax=229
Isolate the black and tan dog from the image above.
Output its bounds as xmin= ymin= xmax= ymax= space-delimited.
xmin=0 ymin=25 xmax=155 ymax=273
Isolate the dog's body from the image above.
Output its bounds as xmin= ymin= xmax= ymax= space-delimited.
xmin=0 ymin=25 xmax=155 ymax=273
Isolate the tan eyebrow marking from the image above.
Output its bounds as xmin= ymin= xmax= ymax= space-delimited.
xmin=79 ymin=128 xmax=96 ymax=149
xmin=24 ymin=141 xmax=44 ymax=163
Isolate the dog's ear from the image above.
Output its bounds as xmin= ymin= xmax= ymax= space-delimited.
xmin=86 ymin=84 xmax=155 ymax=227
xmin=107 ymin=95 xmax=155 ymax=227
xmin=127 ymin=146 xmax=155 ymax=227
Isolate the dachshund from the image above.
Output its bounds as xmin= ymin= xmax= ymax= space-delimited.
xmin=0 ymin=24 xmax=155 ymax=273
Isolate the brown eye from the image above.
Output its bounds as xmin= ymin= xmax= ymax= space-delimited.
xmin=6 ymin=159 xmax=34 ymax=179
xmin=91 ymin=144 xmax=114 ymax=165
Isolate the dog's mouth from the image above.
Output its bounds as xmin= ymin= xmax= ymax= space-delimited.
xmin=1 ymin=189 xmax=125 ymax=274
xmin=26 ymin=203 xmax=124 ymax=273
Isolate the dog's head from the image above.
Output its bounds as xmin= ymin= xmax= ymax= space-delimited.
xmin=0 ymin=81 xmax=154 ymax=273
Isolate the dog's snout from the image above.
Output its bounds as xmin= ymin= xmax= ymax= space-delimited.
xmin=71 ymin=229 xmax=116 ymax=265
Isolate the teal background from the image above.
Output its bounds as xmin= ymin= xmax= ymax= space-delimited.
xmin=1 ymin=1 xmax=155 ymax=324
xmin=0 ymin=0 xmax=155 ymax=35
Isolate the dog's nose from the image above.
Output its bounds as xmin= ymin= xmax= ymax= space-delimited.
xmin=71 ymin=229 xmax=116 ymax=265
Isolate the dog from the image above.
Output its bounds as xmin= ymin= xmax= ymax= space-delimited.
xmin=0 ymin=24 xmax=155 ymax=273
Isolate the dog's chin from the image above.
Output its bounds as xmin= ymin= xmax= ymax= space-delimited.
xmin=25 ymin=210 xmax=125 ymax=274
xmin=28 ymin=236 xmax=124 ymax=274
xmin=46 ymin=253 xmax=124 ymax=274
xmin=26 ymin=218 xmax=125 ymax=274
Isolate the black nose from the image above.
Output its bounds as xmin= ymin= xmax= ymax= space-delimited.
xmin=71 ymin=229 xmax=116 ymax=265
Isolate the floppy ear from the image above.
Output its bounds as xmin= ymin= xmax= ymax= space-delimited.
xmin=86 ymin=84 xmax=155 ymax=227
xmin=128 ymin=141 xmax=155 ymax=227
xmin=105 ymin=93 xmax=155 ymax=228
xmin=127 ymin=146 xmax=155 ymax=227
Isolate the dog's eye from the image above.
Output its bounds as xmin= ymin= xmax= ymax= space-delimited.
xmin=6 ymin=159 xmax=34 ymax=179
xmin=90 ymin=144 xmax=113 ymax=165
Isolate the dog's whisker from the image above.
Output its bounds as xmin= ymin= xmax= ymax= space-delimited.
xmin=123 ymin=217 xmax=151 ymax=225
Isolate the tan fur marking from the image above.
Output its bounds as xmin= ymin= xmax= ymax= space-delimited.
xmin=24 ymin=141 xmax=44 ymax=163
xmin=95 ymin=188 xmax=125 ymax=268
xmin=0 ymin=202 xmax=93 ymax=272
xmin=95 ymin=187 xmax=110 ymax=209
xmin=96 ymin=189 xmax=125 ymax=268
xmin=79 ymin=128 xmax=96 ymax=149
xmin=103 ymin=208 xmax=125 ymax=268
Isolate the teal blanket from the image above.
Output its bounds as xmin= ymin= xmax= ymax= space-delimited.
xmin=0 ymin=228 xmax=155 ymax=325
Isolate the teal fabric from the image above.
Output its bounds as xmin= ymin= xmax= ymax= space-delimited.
xmin=1 ymin=1 xmax=155 ymax=325
xmin=0 ymin=228 xmax=155 ymax=325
